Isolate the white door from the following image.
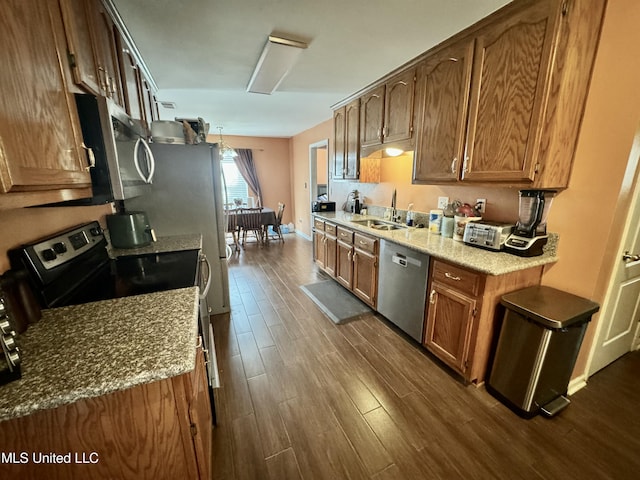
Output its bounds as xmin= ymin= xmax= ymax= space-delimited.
xmin=589 ymin=136 xmax=640 ymax=375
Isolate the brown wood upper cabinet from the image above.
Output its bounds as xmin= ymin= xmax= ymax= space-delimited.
xmin=360 ymin=69 xmax=416 ymax=156
xmin=59 ymin=0 xmax=124 ymax=106
xmin=413 ymin=0 xmax=605 ymax=188
xmin=0 ymin=0 xmax=92 ymax=208
xmin=413 ymin=39 xmax=474 ymax=183
xmin=333 ymin=99 xmax=360 ymax=179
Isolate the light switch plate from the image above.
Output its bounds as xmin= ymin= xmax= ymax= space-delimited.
xmin=476 ymin=198 xmax=486 ymax=214
xmin=437 ymin=196 xmax=449 ymax=209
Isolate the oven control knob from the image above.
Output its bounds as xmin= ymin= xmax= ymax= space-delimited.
xmin=0 ymin=319 xmax=11 ymax=334
xmin=7 ymin=349 xmax=20 ymax=367
xmin=0 ymin=300 xmax=6 ymax=317
xmin=2 ymin=334 xmax=16 ymax=350
xmin=89 ymin=226 xmax=103 ymax=236
xmin=41 ymin=248 xmax=57 ymax=262
xmin=53 ymin=242 xmax=67 ymax=254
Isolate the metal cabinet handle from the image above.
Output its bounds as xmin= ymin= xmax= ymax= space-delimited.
xmin=359 ymin=240 xmax=368 ymax=245
xmin=451 ymin=157 xmax=458 ymax=174
xmin=623 ymin=251 xmax=640 ymax=262
xmin=347 ymin=251 xmax=352 ymax=261
xmin=444 ymin=272 xmax=461 ymax=281
xmin=81 ymin=142 xmax=95 ymax=171
xmin=429 ymin=289 xmax=436 ymax=304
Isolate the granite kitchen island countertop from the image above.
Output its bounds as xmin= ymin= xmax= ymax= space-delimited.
xmin=0 ymin=287 xmax=199 ymax=422
xmin=314 ymin=211 xmax=558 ymax=275
xmin=107 ymin=233 xmax=203 ymax=258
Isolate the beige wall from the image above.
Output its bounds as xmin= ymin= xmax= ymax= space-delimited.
xmin=210 ymin=135 xmax=294 ymax=225
xmin=0 ymin=204 xmax=114 ymax=273
xmin=291 ymin=120 xmax=333 ymax=237
xmin=317 ymin=147 xmax=328 ymax=185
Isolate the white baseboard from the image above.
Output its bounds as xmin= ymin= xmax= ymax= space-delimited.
xmin=296 ymin=230 xmax=312 ymax=241
xmin=567 ymin=375 xmax=588 ymax=396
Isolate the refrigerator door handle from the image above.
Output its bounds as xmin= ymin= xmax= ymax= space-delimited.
xmin=199 ymin=253 xmax=213 ymax=299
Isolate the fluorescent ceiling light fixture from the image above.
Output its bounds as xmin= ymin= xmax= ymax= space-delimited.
xmin=247 ymin=35 xmax=308 ymax=95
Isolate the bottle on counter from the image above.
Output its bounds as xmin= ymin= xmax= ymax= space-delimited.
xmin=441 ymin=204 xmax=456 ymax=238
xmin=406 ymin=203 xmax=414 ymax=226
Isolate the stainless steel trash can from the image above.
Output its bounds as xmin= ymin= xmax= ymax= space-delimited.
xmin=486 ymin=286 xmax=599 ymax=418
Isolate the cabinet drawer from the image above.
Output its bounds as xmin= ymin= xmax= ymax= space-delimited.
xmin=325 ymin=222 xmax=337 ymax=236
xmin=432 ymin=260 xmax=481 ymax=297
xmin=337 ymin=226 xmax=354 ymax=244
xmin=314 ymin=218 xmax=325 ymax=231
xmin=354 ymin=233 xmax=377 ymax=254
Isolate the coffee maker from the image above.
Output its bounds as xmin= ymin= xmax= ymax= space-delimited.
xmin=504 ymin=190 xmax=556 ymax=257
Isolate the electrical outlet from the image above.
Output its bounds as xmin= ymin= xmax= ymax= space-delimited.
xmin=476 ymin=198 xmax=486 ymax=214
xmin=437 ymin=196 xmax=449 ymax=209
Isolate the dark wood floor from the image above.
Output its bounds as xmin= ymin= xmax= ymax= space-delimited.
xmin=211 ymin=235 xmax=640 ymax=479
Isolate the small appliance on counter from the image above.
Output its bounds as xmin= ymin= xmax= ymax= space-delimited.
xmin=106 ymin=212 xmax=156 ymax=249
xmin=504 ymin=190 xmax=557 ymax=257
xmin=312 ymin=201 xmax=336 ymax=212
xmin=463 ymin=221 xmax=515 ymax=251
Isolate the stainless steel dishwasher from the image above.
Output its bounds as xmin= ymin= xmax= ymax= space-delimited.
xmin=377 ymin=239 xmax=430 ymax=342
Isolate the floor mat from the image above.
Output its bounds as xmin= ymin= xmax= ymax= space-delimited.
xmin=300 ymin=281 xmax=371 ymax=324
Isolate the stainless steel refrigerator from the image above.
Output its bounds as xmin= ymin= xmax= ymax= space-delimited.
xmin=124 ymin=142 xmax=230 ymax=316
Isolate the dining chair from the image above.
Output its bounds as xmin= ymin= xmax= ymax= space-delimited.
xmin=224 ymin=208 xmax=240 ymax=252
xmin=239 ymin=207 xmax=264 ymax=246
xmin=267 ymin=203 xmax=285 ymax=243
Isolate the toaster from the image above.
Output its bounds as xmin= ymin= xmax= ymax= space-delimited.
xmin=463 ymin=221 xmax=515 ymax=251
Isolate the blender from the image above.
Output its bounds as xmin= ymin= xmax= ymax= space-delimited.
xmin=504 ymin=190 xmax=556 ymax=257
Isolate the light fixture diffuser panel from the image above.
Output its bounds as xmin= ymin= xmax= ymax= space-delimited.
xmin=247 ymin=36 xmax=307 ymax=95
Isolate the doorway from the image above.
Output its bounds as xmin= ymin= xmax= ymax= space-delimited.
xmin=587 ymin=125 xmax=640 ymax=376
xmin=309 ymin=139 xmax=329 ymax=222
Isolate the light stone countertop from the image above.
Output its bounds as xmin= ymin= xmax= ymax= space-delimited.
xmin=107 ymin=233 xmax=202 ymax=258
xmin=314 ymin=211 xmax=558 ymax=275
xmin=0 ymin=287 xmax=199 ymax=422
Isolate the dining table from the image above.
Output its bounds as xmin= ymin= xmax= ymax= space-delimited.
xmin=225 ymin=207 xmax=277 ymax=247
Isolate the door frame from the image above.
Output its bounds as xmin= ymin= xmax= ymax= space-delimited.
xmin=586 ymin=122 xmax=640 ymax=377
xmin=309 ymin=139 xmax=329 ymax=229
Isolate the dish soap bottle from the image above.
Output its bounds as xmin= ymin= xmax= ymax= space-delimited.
xmin=406 ymin=203 xmax=414 ymax=227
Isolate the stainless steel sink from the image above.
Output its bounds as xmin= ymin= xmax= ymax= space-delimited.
xmin=351 ymin=219 xmax=406 ymax=230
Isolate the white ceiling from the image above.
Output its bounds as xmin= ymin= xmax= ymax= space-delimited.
xmin=112 ymin=0 xmax=510 ymax=137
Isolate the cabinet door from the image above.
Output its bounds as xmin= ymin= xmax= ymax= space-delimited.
xmin=0 ymin=0 xmax=91 ymax=195
xmin=359 ymin=85 xmax=385 ymax=150
xmin=140 ymin=76 xmax=157 ymax=132
xmin=424 ymin=283 xmax=476 ymax=374
xmin=463 ymin=0 xmax=559 ymax=183
xmin=188 ymin=346 xmax=212 ymax=480
xmin=116 ymin=32 xmax=144 ymax=121
xmin=336 ymin=241 xmax=353 ymax=289
xmin=353 ymin=249 xmax=377 ymax=308
xmin=413 ymin=39 xmax=474 ymax=182
xmin=314 ymin=231 xmax=326 ymax=268
xmin=58 ymin=0 xmax=101 ymax=95
xmin=87 ymin=0 xmax=124 ymax=106
xmin=344 ymin=100 xmax=360 ymax=180
xmin=383 ymin=69 xmax=415 ymax=144
xmin=325 ymin=234 xmax=337 ymax=277
xmin=332 ymin=107 xmax=346 ymax=179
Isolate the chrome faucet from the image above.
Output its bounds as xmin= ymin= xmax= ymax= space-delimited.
xmin=391 ymin=189 xmax=398 ymax=222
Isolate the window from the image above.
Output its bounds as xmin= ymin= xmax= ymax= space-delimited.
xmin=221 ymin=150 xmax=249 ymax=205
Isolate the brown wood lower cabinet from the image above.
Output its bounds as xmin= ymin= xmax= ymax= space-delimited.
xmin=0 ymin=344 xmax=211 ymax=479
xmin=424 ymin=259 xmax=543 ymax=383
xmin=352 ymin=233 xmax=378 ymax=308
